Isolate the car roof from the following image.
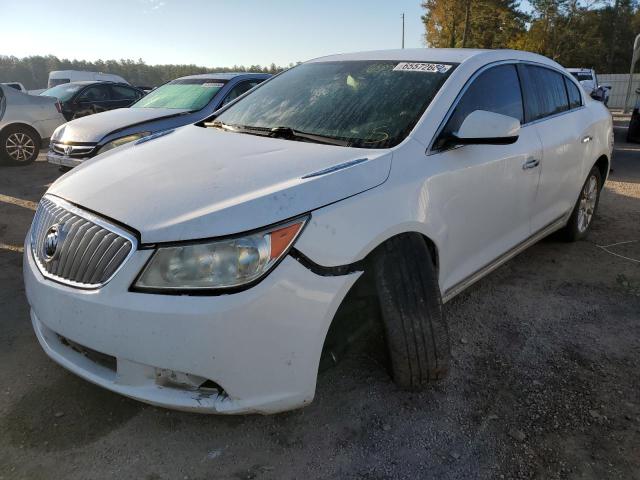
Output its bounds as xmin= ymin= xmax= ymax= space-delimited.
xmin=52 ymin=80 xmax=134 ymax=87
xmin=176 ymin=72 xmax=270 ymax=81
xmin=308 ymin=48 xmax=562 ymax=69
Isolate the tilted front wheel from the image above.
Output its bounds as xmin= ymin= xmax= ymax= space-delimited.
xmin=561 ymin=165 xmax=602 ymax=241
xmin=373 ymin=234 xmax=450 ymax=390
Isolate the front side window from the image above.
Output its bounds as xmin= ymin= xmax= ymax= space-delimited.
xmin=221 ymin=80 xmax=262 ymax=107
xmin=111 ymin=85 xmax=140 ymax=100
xmin=40 ymin=83 xmax=82 ymax=101
xmin=438 ymin=64 xmax=523 ymax=145
xmin=520 ymin=65 xmax=569 ymax=122
xmin=78 ymin=85 xmax=109 ymax=101
xmin=565 ymin=77 xmax=582 ymax=109
xmin=132 ymin=78 xmax=227 ymax=110
xmin=214 ymin=60 xmax=457 ymax=149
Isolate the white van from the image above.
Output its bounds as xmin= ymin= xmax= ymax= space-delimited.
xmin=47 ymin=70 xmax=129 ymax=88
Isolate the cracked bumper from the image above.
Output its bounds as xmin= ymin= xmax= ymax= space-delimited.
xmin=24 ymin=240 xmax=360 ymax=414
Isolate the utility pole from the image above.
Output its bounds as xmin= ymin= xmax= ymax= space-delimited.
xmin=401 ymin=13 xmax=405 ymax=49
xmin=623 ymin=33 xmax=640 ymax=113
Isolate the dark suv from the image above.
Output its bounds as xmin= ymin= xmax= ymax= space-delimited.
xmin=40 ymin=81 xmax=144 ymax=121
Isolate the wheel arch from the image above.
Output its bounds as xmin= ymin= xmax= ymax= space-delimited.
xmin=0 ymin=121 xmax=43 ymax=144
xmin=316 ymin=230 xmax=441 ymax=373
xmin=593 ymin=154 xmax=609 ymax=186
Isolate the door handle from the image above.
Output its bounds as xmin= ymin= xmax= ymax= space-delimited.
xmin=523 ymin=157 xmax=540 ymax=170
xmin=581 ymin=135 xmax=592 ymax=143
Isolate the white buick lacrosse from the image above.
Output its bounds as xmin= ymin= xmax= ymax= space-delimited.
xmin=24 ymin=49 xmax=613 ymax=414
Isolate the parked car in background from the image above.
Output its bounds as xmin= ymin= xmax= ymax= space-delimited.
xmin=2 ymin=82 xmax=28 ymax=93
xmin=567 ymin=68 xmax=611 ymax=105
xmin=47 ymin=72 xmax=270 ymax=169
xmin=0 ymin=84 xmax=66 ymax=165
xmin=25 ymin=49 xmax=612 ymax=414
xmin=627 ymin=87 xmax=640 ymax=143
xmin=47 ymin=70 xmax=129 ymax=88
xmin=40 ymin=81 xmax=145 ymax=121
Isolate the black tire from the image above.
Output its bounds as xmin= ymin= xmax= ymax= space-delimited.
xmin=373 ymin=234 xmax=450 ymax=390
xmin=560 ymin=165 xmax=602 ymax=242
xmin=0 ymin=125 xmax=40 ymax=166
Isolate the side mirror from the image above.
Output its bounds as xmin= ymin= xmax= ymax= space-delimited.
xmin=590 ymin=90 xmax=604 ymax=101
xmin=601 ymin=84 xmax=612 ymax=90
xmin=450 ymin=110 xmax=520 ymax=146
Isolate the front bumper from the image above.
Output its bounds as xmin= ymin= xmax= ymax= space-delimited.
xmin=24 ymin=238 xmax=360 ymax=414
xmin=46 ymin=150 xmax=86 ymax=168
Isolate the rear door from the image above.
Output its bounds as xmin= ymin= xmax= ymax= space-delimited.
xmin=430 ymin=63 xmax=543 ymax=290
xmin=518 ymin=64 xmax=585 ymax=232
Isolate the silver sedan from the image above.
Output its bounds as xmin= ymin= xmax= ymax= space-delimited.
xmin=0 ymin=84 xmax=66 ymax=166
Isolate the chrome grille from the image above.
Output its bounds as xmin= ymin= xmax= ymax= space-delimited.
xmin=30 ymin=195 xmax=136 ymax=288
xmin=51 ymin=142 xmax=96 ymax=158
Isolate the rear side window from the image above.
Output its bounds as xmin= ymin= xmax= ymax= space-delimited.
xmin=565 ymin=77 xmax=582 ymax=109
xmin=440 ymin=64 xmax=524 ymax=141
xmin=520 ymin=65 xmax=569 ymax=122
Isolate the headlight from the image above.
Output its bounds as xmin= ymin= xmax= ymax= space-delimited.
xmin=134 ymin=217 xmax=308 ymax=291
xmin=97 ymin=132 xmax=150 ymax=155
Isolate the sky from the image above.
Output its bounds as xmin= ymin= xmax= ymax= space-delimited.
xmin=1 ymin=0 xmax=427 ymax=68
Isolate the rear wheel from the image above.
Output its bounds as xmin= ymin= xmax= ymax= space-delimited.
xmin=560 ymin=165 xmax=602 ymax=241
xmin=373 ymin=234 xmax=450 ymax=390
xmin=0 ymin=126 xmax=40 ymax=166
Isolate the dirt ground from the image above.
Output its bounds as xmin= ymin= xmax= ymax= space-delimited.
xmin=0 ymin=116 xmax=639 ymax=480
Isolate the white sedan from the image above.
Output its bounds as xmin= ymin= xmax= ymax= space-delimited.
xmin=24 ymin=49 xmax=613 ymax=414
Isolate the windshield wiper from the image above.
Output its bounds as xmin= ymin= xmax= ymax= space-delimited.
xmin=268 ymin=126 xmax=349 ymax=146
xmin=206 ymin=121 xmax=349 ymax=146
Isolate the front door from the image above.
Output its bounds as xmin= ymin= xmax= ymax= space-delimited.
xmin=430 ymin=64 xmax=542 ymax=291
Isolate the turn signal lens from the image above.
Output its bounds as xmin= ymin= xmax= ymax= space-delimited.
xmin=134 ymin=217 xmax=307 ymax=291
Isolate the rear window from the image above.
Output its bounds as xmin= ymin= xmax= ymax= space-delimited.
xmin=520 ymin=65 xmax=569 ymax=122
xmin=132 ymin=79 xmax=227 ymax=110
xmin=571 ymin=72 xmax=593 ymax=82
xmin=48 ymin=78 xmax=70 ymax=88
xmin=40 ymin=83 xmax=82 ymax=101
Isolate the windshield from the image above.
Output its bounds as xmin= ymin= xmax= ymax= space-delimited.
xmin=571 ymin=72 xmax=593 ymax=82
xmin=214 ymin=60 xmax=456 ymax=149
xmin=132 ymin=79 xmax=227 ymax=110
xmin=40 ymin=83 xmax=82 ymax=101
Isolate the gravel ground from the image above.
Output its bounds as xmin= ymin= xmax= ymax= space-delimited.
xmin=1 ymin=116 xmax=639 ymax=480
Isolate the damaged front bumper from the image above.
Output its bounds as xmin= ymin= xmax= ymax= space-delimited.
xmin=24 ymin=240 xmax=360 ymax=414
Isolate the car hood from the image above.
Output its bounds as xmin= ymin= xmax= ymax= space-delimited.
xmin=49 ymin=125 xmax=392 ymax=243
xmin=54 ymin=107 xmax=190 ymax=143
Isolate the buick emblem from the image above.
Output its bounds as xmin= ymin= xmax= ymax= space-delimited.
xmin=43 ymin=225 xmax=60 ymax=261
xmin=64 ymin=145 xmax=73 ymax=156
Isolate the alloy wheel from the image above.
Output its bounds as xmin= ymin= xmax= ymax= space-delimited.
xmin=5 ymin=132 xmax=36 ymax=162
xmin=577 ymin=175 xmax=598 ymax=233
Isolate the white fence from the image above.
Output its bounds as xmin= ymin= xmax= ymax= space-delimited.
xmin=598 ymin=73 xmax=640 ymax=109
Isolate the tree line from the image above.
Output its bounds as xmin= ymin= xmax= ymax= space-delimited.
xmin=422 ymin=0 xmax=640 ymax=73
xmin=0 ymin=55 xmax=290 ymax=89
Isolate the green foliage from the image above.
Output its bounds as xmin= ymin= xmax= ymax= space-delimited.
xmin=422 ymin=0 xmax=640 ymax=72
xmin=0 ymin=55 xmax=291 ymax=89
